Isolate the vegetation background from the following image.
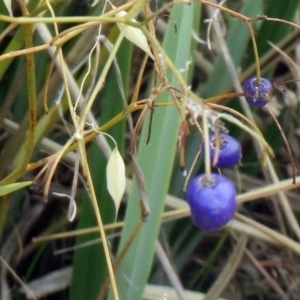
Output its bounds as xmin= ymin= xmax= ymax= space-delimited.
xmin=0 ymin=0 xmax=300 ymax=299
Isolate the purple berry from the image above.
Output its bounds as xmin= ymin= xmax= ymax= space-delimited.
xmin=187 ymin=173 xmax=237 ymax=231
xmin=243 ymin=77 xmax=273 ymax=107
xmin=203 ymin=133 xmax=242 ymax=168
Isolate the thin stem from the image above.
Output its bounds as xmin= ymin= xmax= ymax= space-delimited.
xmin=198 ymin=0 xmax=248 ymax=22
xmin=98 ymin=223 xmax=143 ymax=300
xmin=0 ymin=2 xmax=135 ymax=24
xmin=246 ymin=22 xmax=261 ymax=82
xmin=207 ymin=102 xmax=274 ymax=157
xmin=266 ymin=106 xmax=296 ymax=184
xmin=78 ymin=29 xmax=125 ymax=130
xmin=78 ymin=138 xmax=120 ymax=300
xmin=45 ymin=0 xmax=77 ymax=127
xmin=202 ymin=108 xmax=212 ymax=181
xmin=146 ymin=104 xmax=155 ymax=146
xmin=0 ymin=255 xmax=37 ymax=300
xmin=203 ymin=92 xmax=244 ymax=103
xmin=42 ymin=138 xmax=74 ymax=199
xmin=267 ymin=17 xmax=300 ymax=31
xmin=183 ymin=151 xmax=201 ymax=192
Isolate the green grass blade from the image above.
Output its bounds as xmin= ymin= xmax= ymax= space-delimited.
xmin=0 ymin=181 xmax=32 ymax=196
xmin=113 ymin=3 xmax=200 ymax=299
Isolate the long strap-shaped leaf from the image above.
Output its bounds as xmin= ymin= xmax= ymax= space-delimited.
xmin=113 ymin=2 xmax=199 ymax=299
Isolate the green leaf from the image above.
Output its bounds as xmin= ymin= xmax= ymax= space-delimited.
xmin=0 ymin=181 xmax=32 ymax=196
xmin=112 ymin=2 xmax=201 ymax=299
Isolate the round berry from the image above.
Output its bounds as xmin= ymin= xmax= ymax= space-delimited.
xmin=243 ymin=77 xmax=273 ymax=107
xmin=187 ymin=173 xmax=237 ymax=231
xmin=203 ymin=133 xmax=242 ymax=168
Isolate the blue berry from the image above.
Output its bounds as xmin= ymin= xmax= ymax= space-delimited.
xmin=187 ymin=173 xmax=237 ymax=231
xmin=203 ymin=133 xmax=242 ymax=168
xmin=243 ymin=77 xmax=273 ymax=107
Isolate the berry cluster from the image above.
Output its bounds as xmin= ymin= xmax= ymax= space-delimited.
xmin=186 ymin=77 xmax=274 ymax=232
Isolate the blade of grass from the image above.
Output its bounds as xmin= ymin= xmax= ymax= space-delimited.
xmin=112 ymin=2 xmax=199 ymax=299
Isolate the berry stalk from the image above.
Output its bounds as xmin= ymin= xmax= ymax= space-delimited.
xmin=266 ymin=106 xmax=296 ymax=184
xmin=247 ymin=22 xmax=261 ymax=83
xmin=202 ymin=108 xmax=212 ymax=182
